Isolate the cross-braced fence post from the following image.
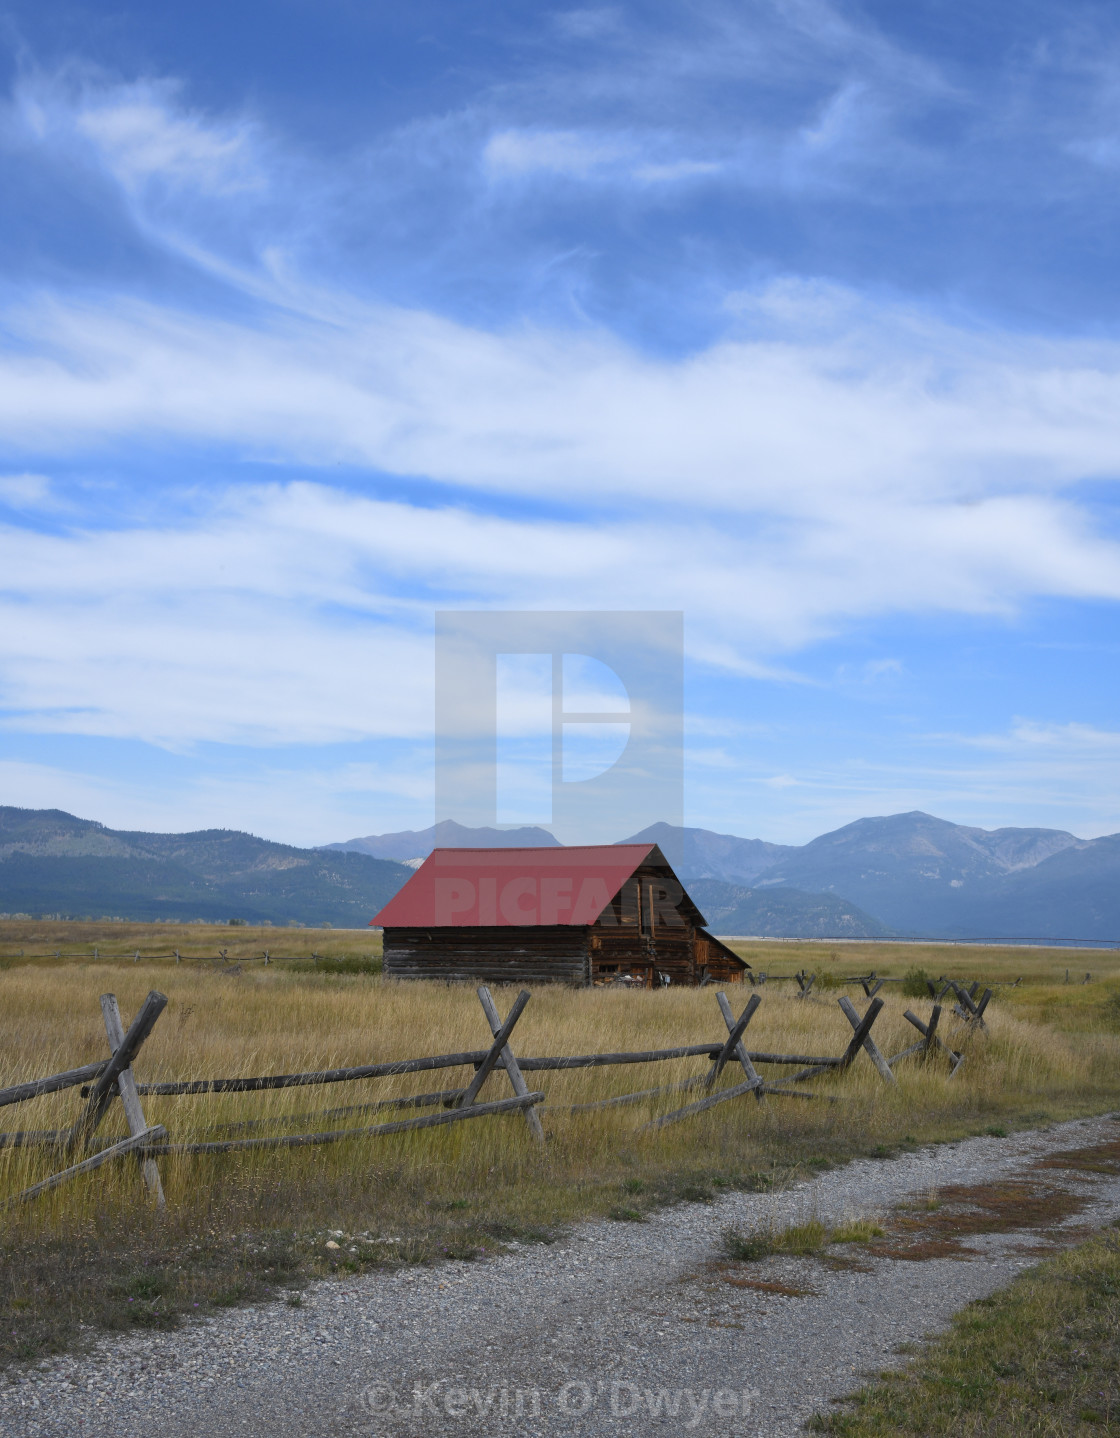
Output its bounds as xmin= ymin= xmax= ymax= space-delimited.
xmin=100 ymin=995 xmax=166 ymax=1207
xmin=902 ymin=1006 xmax=964 ymax=1074
xmin=836 ymin=996 xmax=895 ymax=1083
xmin=642 ymin=992 xmax=766 ymax=1129
xmin=707 ymin=992 xmax=763 ymax=1095
xmin=66 ymin=991 xmax=167 ymax=1154
xmin=949 ymin=981 xmax=992 ymax=1030
xmin=473 ymin=987 xmax=545 ymax=1142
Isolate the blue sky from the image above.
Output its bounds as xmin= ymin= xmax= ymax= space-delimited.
xmin=0 ymin=0 xmax=1119 ymax=847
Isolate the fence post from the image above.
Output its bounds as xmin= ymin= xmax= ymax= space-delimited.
xmin=902 ymin=1005 xmax=962 ymax=1070
xmin=100 ymin=995 xmax=166 ymax=1208
xmin=837 ymin=996 xmax=895 ymax=1084
xmin=66 ymin=991 xmax=167 ymax=1153
xmin=706 ymin=993 xmax=762 ymax=1089
xmin=457 ymin=990 xmax=532 ymax=1112
xmin=713 ymin=991 xmax=764 ymax=1099
xmin=475 ymin=988 xmax=545 ymax=1142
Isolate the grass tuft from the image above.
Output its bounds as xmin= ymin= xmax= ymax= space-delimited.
xmin=831 ymin=1219 xmax=886 ymax=1244
xmin=722 ymin=1218 xmax=831 ymax=1261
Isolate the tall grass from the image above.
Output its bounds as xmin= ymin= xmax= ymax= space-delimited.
xmin=2 ymin=962 xmax=1117 ymax=1231
xmin=2 ymin=957 xmax=1119 ymax=1366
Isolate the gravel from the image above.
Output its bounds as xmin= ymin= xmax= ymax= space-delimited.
xmin=2 ymin=1113 xmax=1119 ymax=1438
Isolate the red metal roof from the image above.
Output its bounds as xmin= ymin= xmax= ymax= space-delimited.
xmin=371 ymin=843 xmax=691 ymax=928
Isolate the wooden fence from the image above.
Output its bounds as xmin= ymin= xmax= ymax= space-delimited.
xmin=0 ymin=982 xmax=975 ymax=1209
xmin=2 ymin=947 xmax=337 ymax=966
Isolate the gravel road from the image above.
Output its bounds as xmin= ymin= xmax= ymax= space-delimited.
xmin=3 ymin=1113 xmax=1119 ymax=1438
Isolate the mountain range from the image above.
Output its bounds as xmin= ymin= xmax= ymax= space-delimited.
xmin=0 ymin=807 xmax=410 ymax=928
xmin=729 ymin=810 xmax=1110 ymax=939
xmin=2 ymin=806 xmax=1118 ymax=939
xmin=332 ymin=810 xmax=1120 ymax=940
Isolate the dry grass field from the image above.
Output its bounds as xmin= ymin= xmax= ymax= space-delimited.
xmin=2 ymin=920 xmax=1120 ymax=1370
xmin=0 ymin=919 xmax=382 ymax=966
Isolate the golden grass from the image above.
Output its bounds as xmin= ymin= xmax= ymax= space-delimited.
xmin=722 ymin=937 xmax=1120 ymax=985
xmin=2 ymin=935 xmax=1119 ymax=1369
xmin=0 ymin=919 xmax=380 ymax=964
xmin=2 ymin=957 xmax=1118 ymax=1226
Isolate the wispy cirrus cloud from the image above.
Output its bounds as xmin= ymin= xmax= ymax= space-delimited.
xmin=0 ymin=473 xmax=1116 ymax=748
xmin=0 ymin=473 xmax=57 ymax=510
xmin=484 ymin=128 xmax=723 ymax=185
xmin=2 ymin=7 xmax=1120 ymax=841
xmin=6 ymin=276 xmax=1120 ymax=518
xmin=76 ymin=85 xmax=263 ymax=195
xmin=8 ymin=71 xmax=267 ymax=195
xmin=484 ymin=129 xmax=630 ymax=178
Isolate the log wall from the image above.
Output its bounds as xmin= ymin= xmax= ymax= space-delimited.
xmin=383 ymin=926 xmax=590 ymax=985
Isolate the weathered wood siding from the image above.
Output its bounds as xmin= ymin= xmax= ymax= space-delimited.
xmin=589 ymin=865 xmax=711 ymax=986
xmin=693 ymin=932 xmax=746 ymax=983
xmin=383 ymin=926 xmax=590 ymax=985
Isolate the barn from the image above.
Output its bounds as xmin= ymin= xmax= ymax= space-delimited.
xmin=371 ymin=842 xmax=749 ymax=988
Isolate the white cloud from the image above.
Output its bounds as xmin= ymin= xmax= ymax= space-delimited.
xmin=9 ymin=72 xmax=265 ymax=198
xmin=0 ymin=475 xmax=1115 ymax=748
xmin=1 ymin=280 xmax=1119 ymax=677
xmin=484 ymin=128 xmax=628 ymax=177
xmin=955 ymin=719 xmax=1120 ymax=755
xmin=1 ymin=254 xmax=1120 ymax=746
xmin=631 ymin=158 xmax=722 ymax=182
xmin=5 ymin=280 xmax=1120 ymax=527
xmin=0 ymin=473 xmax=56 ymax=509
xmin=484 ymin=127 xmax=722 ymax=186
xmin=77 ymin=85 xmax=262 ymax=194
xmin=0 ymin=53 xmax=1119 ymax=831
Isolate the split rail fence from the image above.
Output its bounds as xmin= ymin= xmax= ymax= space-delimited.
xmin=0 ymin=982 xmax=975 ymax=1210
xmin=4 ymin=948 xmax=339 ymax=967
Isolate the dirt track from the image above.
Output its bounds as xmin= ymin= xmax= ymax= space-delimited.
xmin=2 ymin=1113 xmax=1119 ymax=1438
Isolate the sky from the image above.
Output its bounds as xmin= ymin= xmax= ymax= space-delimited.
xmin=0 ymin=0 xmax=1119 ymax=848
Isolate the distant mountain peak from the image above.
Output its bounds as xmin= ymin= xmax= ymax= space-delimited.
xmin=618 ymin=822 xmax=795 ymax=886
xmin=323 ymin=819 xmax=561 ymax=863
